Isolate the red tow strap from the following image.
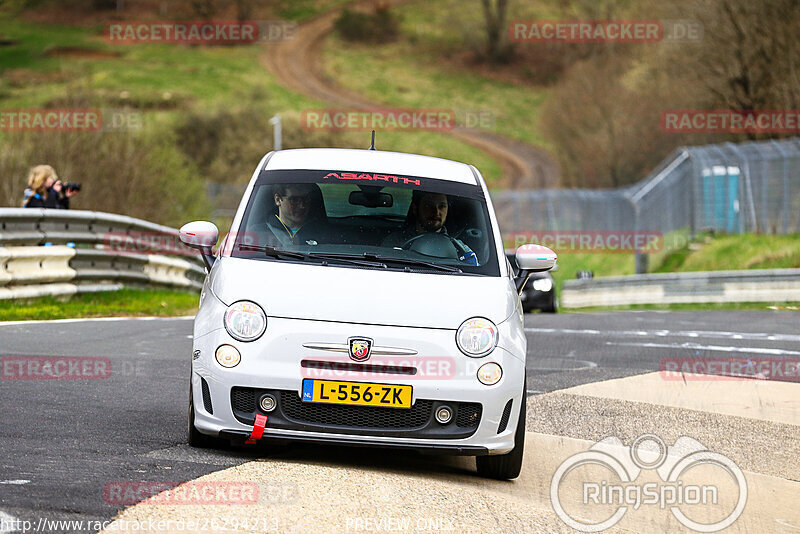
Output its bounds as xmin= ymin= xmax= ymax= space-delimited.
xmin=245 ymin=414 xmax=267 ymax=444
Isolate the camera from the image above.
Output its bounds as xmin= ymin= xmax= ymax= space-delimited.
xmin=63 ymin=182 xmax=82 ymax=192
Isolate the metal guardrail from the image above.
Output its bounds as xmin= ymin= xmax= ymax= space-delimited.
xmin=562 ymin=269 xmax=800 ymax=308
xmin=0 ymin=209 xmax=205 ymax=300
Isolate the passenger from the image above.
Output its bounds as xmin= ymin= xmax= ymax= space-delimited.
xmin=382 ymin=191 xmax=477 ymax=264
xmin=22 ymin=165 xmax=77 ymax=209
xmin=266 ymin=183 xmax=326 ymax=246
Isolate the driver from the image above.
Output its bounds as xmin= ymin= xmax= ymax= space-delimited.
xmin=266 ymin=183 xmax=325 ymax=246
xmin=382 ymin=191 xmax=477 ymax=265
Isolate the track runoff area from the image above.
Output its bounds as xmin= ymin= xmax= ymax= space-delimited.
xmin=0 ymin=311 xmax=797 ymax=533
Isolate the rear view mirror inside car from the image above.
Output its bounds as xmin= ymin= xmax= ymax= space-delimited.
xmin=349 ymin=191 xmax=393 ymax=208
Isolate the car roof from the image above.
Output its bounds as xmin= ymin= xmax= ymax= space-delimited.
xmin=263 ymin=148 xmax=479 ymax=185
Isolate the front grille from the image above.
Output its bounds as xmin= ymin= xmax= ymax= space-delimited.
xmin=281 ymin=390 xmax=432 ymax=429
xmin=497 ymin=399 xmax=513 ymax=433
xmin=201 ymin=377 xmax=213 ymax=414
xmin=231 ymin=387 xmax=255 ymax=413
xmin=456 ymin=403 xmax=483 ymax=427
xmin=230 ymin=387 xmax=482 ymax=439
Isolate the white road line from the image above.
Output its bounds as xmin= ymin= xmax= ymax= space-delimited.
xmin=530 ymin=360 xmax=598 ymax=372
xmin=0 ymin=511 xmax=18 ymax=534
xmin=606 ymin=341 xmax=800 ymax=356
xmin=0 ymin=316 xmax=195 ymax=327
xmin=0 ymin=480 xmax=29 ymax=485
xmin=776 ymin=519 xmax=800 ymax=531
xmin=525 ymin=327 xmax=800 ymax=342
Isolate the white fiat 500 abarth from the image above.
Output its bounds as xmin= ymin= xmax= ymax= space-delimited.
xmin=180 ymin=147 xmax=556 ymax=479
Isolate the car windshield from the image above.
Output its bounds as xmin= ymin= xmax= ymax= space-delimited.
xmin=230 ymin=169 xmax=500 ymax=276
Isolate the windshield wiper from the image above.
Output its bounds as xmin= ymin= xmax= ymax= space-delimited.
xmin=238 ymin=244 xmax=309 ymax=260
xmin=306 ymin=252 xmax=387 ymax=268
xmin=238 ymin=244 xmax=386 ymax=268
xmin=314 ymin=252 xmax=462 ymax=273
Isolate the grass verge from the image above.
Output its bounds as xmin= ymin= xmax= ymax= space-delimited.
xmin=653 ymin=234 xmax=800 ymax=272
xmin=322 ymin=2 xmax=552 ymax=152
xmin=560 ymin=302 xmax=800 ymax=313
xmin=0 ymin=18 xmax=503 ymax=188
xmin=0 ymin=288 xmax=199 ymax=321
xmin=546 ymin=234 xmax=800 ymax=294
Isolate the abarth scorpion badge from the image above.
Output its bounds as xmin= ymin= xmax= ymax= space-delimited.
xmin=348 ymin=337 xmax=373 ymax=362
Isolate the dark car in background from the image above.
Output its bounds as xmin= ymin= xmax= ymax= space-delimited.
xmin=506 ymin=251 xmax=557 ymax=313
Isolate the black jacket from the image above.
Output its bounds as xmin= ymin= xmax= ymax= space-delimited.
xmin=265 ymin=214 xmax=325 ymax=247
xmin=24 ymin=188 xmax=69 ymax=209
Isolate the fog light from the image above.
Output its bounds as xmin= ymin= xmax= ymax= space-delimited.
xmin=215 ymin=344 xmax=241 ymax=368
xmin=259 ymin=394 xmax=277 ymax=412
xmin=477 ymin=362 xmax=503 ymax=385
xmin=435 ymin=405 xmax=453 ymax=424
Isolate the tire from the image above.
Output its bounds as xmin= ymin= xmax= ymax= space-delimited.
xmin=542 ymin=297 xmax=557 ymax=313
xmin=187 ymin=384 xmax=222 ymax=448
xmin=476 ymin=388 xmax=526 ymax=480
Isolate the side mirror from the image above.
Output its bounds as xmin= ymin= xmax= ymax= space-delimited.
xmin=180 ymin=221 xmax=219 ymax=270
xmin=514 ymin=244 xmax=557 ymax=292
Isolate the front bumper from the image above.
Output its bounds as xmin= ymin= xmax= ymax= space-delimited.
xmin=191 ymin=316 xmax=525 ymax=455
xmin=217 ymin=429 xmax=489 ymax=456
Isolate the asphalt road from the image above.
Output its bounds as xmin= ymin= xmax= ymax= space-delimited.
xmin=0 ymin=311 xmax=797 ymax=532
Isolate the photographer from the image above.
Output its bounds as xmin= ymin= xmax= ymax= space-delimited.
xmin=22 ymin=165 xmax=80 ymax=209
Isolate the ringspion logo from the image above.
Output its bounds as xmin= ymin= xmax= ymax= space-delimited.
xmin=551 ymin=434 xmax=747 ymax=532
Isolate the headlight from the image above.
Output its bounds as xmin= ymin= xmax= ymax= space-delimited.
xmin=215 ymin=344 xmax=241 ymax=368
xmin=532 ymin=278 xmax=553 ymax=292
xmin=456 ymin=317 xmax=498 ymax=357
xmin=224 ymin=301 xmax=267 ymax=342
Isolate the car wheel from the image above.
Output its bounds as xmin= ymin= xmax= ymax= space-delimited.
xmin=476 ymin=387 xmax=526 ymax=480
xmin=542 ymin=298 xmax=557 ymax=313
xmin=187 ymin=384 xmax=221 ymax=449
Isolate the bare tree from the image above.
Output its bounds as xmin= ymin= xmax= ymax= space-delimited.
xmin=190 ymin=0 xmax=217 ymax=19
xmin=480 ymin=0 xmax=511 ymax=63
xmin=234 ymin=0 xmax=253 ymax=20
xmin=680 ymin=0 xmax=800 ymax=134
